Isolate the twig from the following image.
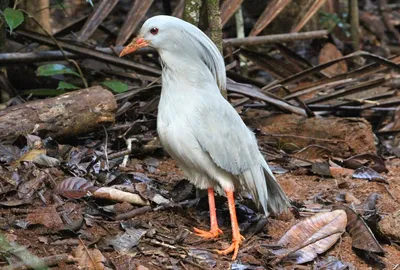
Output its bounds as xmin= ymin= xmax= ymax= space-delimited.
xmin=121 ymin=138 xmax=136 ymax=167
xmin=2 ymin=254 xmax=74 ymax=270
xmin=115 ymin=205 xmax=152 ymax=220
xmin=223 ymin=30 xmax=328 ymax=47
xmin=15 ymin=30 xmax=161 ymax=75
xmin=19 ymin=10 xmax=88 ymax=88
xmin=349 ymin=0 xmax=360 ymax=50
xmin=78 ymin=237 xmax=96 ymax=269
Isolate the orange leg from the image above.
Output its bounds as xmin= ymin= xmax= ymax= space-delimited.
xmin=217 ymin=190 xmax=245 ymax=260
xmin=193 ymin=188 xmax=223 ymax=239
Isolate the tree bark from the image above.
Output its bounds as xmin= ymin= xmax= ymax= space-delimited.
xmin=183 ymin=0 xmax=202 ymax=26
xmin=206 ymin=0 xmax=223 ymax=53
xmin=0 ymin=86 xmax=117 ymax=144
xmin=20 ymin=0 xmax=51 ymax=34
xmin=0 ymin=0 xmax=9 ymax=51
xmin=244 ymin=112 xmax=376 ymax=157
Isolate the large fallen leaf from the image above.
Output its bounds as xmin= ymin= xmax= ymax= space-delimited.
xmin=272 ymin=210 xmax=347 ymax=264
xmin=73 ymin=244 xmax=111 ymax=270
xmin=334 ymin=205 xmax=384 ymax=253
xmin=55 ymin=177 xmax=97 ymax=199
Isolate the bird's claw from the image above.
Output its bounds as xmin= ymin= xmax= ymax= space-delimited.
xmin=193 ymin=227 xmax=223 ymax=239
xmin=217 ymin=234 xmax=245 ymax=260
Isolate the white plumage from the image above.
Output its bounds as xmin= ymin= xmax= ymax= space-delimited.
xmin=120 ymin=15 xmax=290 ymax=260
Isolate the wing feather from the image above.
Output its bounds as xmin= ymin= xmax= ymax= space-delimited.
xmin=193 ymin=98 xmax=290 ymax=214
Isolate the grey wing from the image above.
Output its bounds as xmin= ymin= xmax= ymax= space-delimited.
xmin=194 ymin=98 xmax=290 ymax=215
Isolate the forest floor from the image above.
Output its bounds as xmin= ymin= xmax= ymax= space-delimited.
xmin=6 ymin=149 xmax=400 ymax=270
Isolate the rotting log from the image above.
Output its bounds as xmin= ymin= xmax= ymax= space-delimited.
xmin=244 ymin=111 xmax=376 ymax=157
xmin=0 ymin=86 xmax=117 ymax=144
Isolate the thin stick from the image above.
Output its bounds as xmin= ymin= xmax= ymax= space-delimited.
xmin=223 ymin=30 xmax=328 ymax=47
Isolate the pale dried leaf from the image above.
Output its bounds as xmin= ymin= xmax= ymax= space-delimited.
xmin=352 ymin=167 xmax=387 ymax=183
xmin=18 ymin=149 xmax=46 ymax=162
xmin=273 ymin=210 xmax=347 ymax=264
xmin=93 ymin=187 xmax=150 ymax=206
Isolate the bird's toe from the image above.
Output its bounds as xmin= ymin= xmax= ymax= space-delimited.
xmin=193 ymin=227 xmax=223 ymax=239
xmin=216 ymin=234 xmax=244 ymax=260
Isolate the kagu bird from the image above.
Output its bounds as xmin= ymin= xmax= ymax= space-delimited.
xmin=120 ymin=15 xmax=290 ymax=260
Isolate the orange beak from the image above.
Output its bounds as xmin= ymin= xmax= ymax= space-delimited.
xmin=119 ymin=37 xmax=150 ymax=57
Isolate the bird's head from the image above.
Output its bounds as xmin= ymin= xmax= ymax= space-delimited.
xmin=120 ymin=15 xmax=226 ymax=90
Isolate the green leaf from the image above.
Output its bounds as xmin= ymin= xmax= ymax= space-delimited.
xmin=4 ymin=8 xmax=24 ymax=33
xmin=22 ymin=89 xmax=67 ymax=97
xmin=101 ymin=80 xmax=129 ymax=93
xmin=57 ymin=81 xmax=79 ymax=90
xmin=86 ymin=0 xmax=94 ymax=7
xmin=36 ymin=64 xmax=80 ymax=77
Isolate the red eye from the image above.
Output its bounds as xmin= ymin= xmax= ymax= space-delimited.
xmin=150 ymin=27 xmax=158 ymax=35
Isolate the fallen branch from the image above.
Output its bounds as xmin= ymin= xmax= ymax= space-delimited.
xmin=223 ymin=30 xmax=328 ymax=47
xmin=0 ymin=86 xmax=117 ymax=144
xmin=15 ymin=30 xmax=161 ymax=75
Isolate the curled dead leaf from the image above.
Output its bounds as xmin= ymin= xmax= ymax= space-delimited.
xmin=334 ymin=205 xmax=385 ymax=253
xmin=272 ymin=210 xmax=347 ymax=264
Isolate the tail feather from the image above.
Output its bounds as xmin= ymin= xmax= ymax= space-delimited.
xmin=262 ymin=162 xmax=291 ymax=214
xmin=239 ymin=160 xmax=290 ymax=216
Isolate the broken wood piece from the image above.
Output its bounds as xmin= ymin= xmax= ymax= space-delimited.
xmin=244 ymin=112 xmax=376 ymax=157
xmin=0 ymin=86 xmax=117 ymax=144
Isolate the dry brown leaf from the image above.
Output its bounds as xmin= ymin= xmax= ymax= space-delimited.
xmin=55 ymin=177 xmax=97 ymax=199
xmin=272 ymin=210 xmax=347 ymax=264
xmin=73 ymin=244 xmax=111 ymax=270
xmin=319 ymin=43 xmax=348 ymax=76
xmin=334 ymin=205 xmax=385 ymax=253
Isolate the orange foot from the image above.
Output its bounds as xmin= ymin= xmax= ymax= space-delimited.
xmin=217 ymin=234 xmax=245 ymax=260
xmin=193 ymin=227 xmax=223 ymax=239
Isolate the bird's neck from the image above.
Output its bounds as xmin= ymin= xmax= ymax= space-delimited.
xmin=159 ymin=50 xmax=217 ymax=90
